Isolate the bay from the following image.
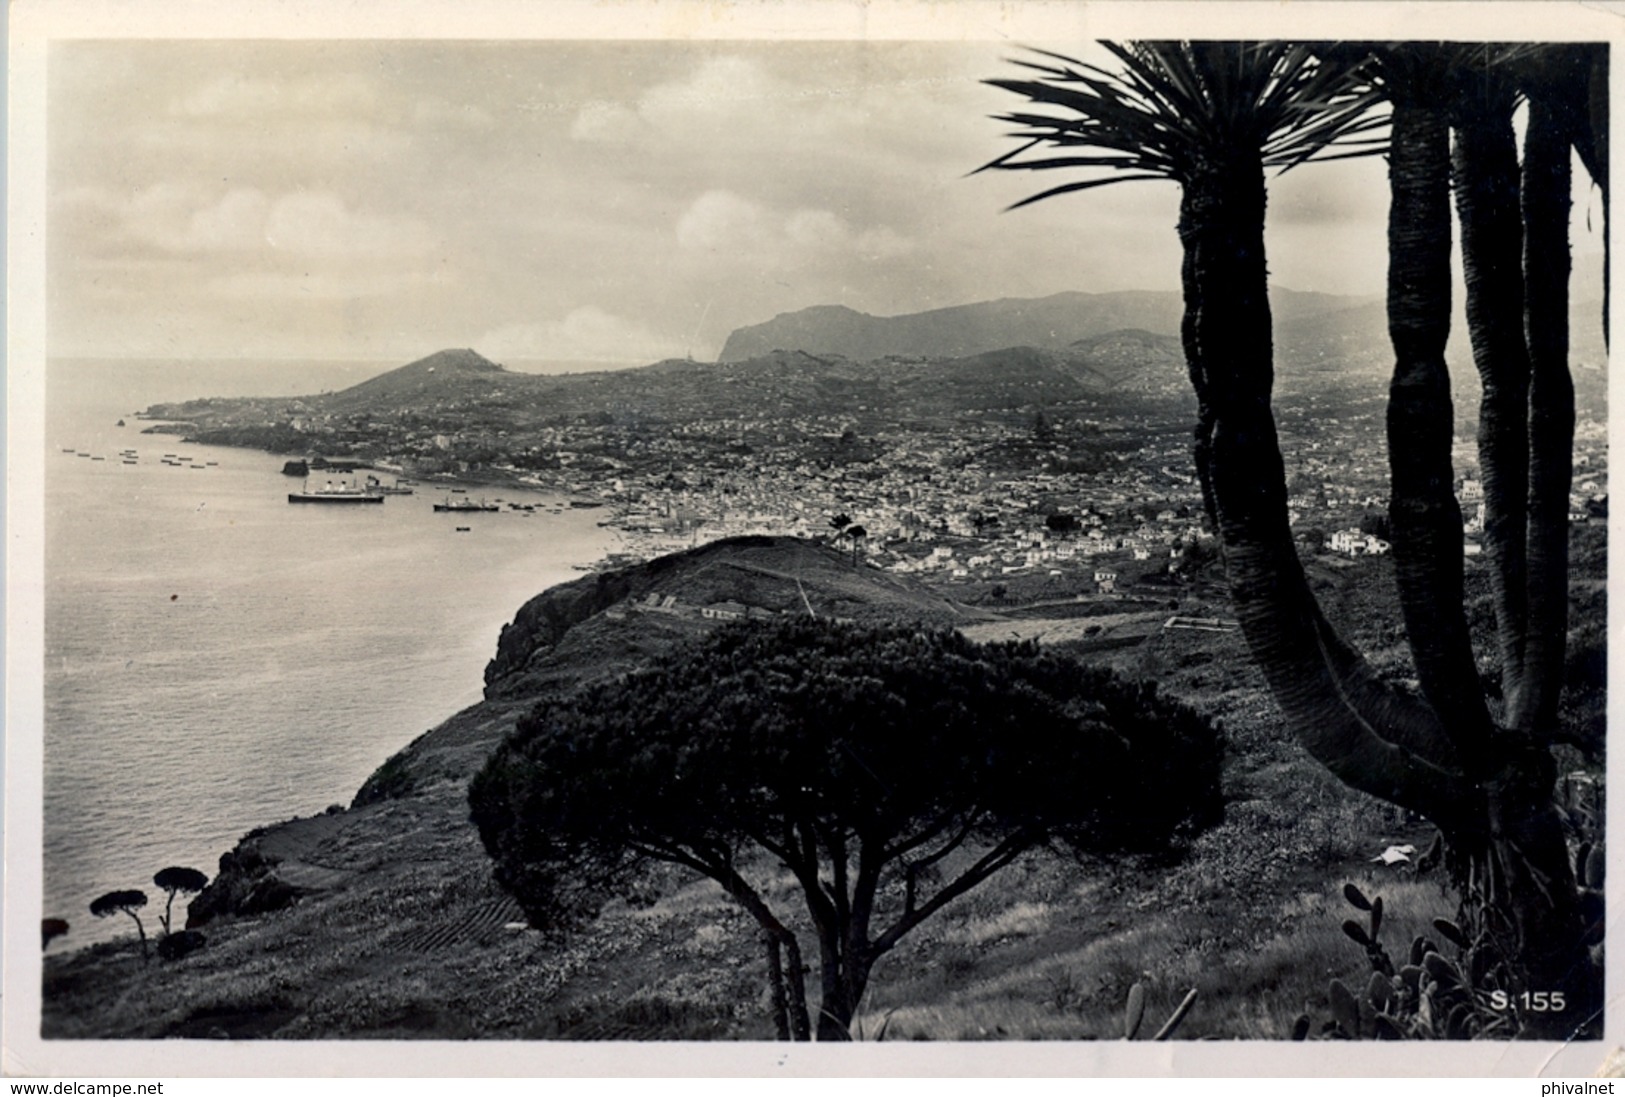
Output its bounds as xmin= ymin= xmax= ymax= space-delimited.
xmin=43 ymin=358 xmax=618 ymax=949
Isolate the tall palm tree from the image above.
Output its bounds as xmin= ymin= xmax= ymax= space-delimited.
xmin=982 ymin=41 xmax=1470 ymax=826
xmin=1451 ymin=52 xmax=1533 ymax=716
xmin=1444 ymin=45 xmax=1607 ymax=1020
xmin=983 ymin=41 xmax=1601 ymax=1034
xmin=1378 ymin=45 xmax=1495 ymax=753
xmin=1513 ymin=46 xmax=1600 ymax=739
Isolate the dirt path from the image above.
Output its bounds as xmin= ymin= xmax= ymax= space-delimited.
xmin=959 ymin=610 xmax=1166 ymax=647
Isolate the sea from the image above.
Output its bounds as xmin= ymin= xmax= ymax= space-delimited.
xmin=40 ymin=358 xmax=620 ymax=949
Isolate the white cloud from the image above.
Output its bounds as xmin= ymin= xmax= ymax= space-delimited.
xmin=478 ymin=307 xmax=680 ymax=362
xmin=675 ymin=189 xmax=768 ymax=253
xmin=62 ymin=183 xmax=435 ymax=260
xmin=414 ymin=97 xmax=496 ymax=131
xmin=206 ymin=270 xmax=427 ymax=300
xmin=640 ymin=55 xmax=776 ymax=120
xmin=264 ymin=192 xmax=435 ymax=259
xmin=676 ymin=189 xmax=913 ymax=265
xmin=179 ymin=187 xmax=271 ymax=250
xmin=174 ymin=72 xmax=378 ymax=118
xmin=569 ymin=100 xmax=645 ymax=144
xmin=784 ymin=208 xmax=844 ymax=249
xmin=786 ymin=208 xmax=913 ymax=260
xmin=568 ymin=55 xmax=781 ymax=145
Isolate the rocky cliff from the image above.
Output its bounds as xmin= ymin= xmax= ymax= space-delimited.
xmin=180 ymin=535 xmax=983 ymax=938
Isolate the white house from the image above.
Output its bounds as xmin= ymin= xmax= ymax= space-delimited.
xmin=1330 ymin=528 xmax=1390 ymax=556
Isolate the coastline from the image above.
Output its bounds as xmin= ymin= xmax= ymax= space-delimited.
xmin=139 ymin=413 xmax=617 ymax=512
xmin=43 ymin=419 xmax=624 ymax=953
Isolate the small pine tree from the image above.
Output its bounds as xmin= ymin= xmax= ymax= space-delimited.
xmin=90 ymin=890 xmax=150 ymax=963
xmin=41 ymin=918 xmax=69 ymax=952
xmin=153 ymin=866 xmax=209 ymax=936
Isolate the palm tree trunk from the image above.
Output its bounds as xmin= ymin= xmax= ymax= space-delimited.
xmin=1516 ymin=91 xmax=1576 ymax=735
xmin=1386 ymin=94 xmax=1496 ymax=752
xmin=1178 ymin=163 xmax=1479 ymax=833
xmin=1482 ymin=739 xmax=1596 ymax=1037
xmin=1453 ymin=80 xmax=1532 ymax=707
xmin=1450 ymin=67 xmax=1594 ymax=1039
xmin=1180 ymin=239 xmax=1220 ymax=532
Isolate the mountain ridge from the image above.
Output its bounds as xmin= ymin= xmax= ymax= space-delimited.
xmin=715 ymin=288 xmax=1382 ymax=362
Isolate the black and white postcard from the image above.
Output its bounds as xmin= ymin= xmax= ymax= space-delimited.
xmin=5 ymin=0 xmax=1618 ymax=1079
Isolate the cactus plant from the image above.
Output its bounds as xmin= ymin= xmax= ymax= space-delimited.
xmin=1310 ymin=880 xmax=1531 ymax=1041
xmin=1328 ymin=978 xmax=1361 ymax=1038
xmin=1338 ymin=881 xmax=1396 ymax=976
xmin=1421 ymin=949 xmax=1461 ymax=989
xmin=1343 ymin=882 xmax=1372 ymax=912
xmin=1584 ymin=844 xmax=1605 ymax=888
xmin=1373 ymin=1013 xmax=1403 ymax=1040
xmin=1124 ymin=982 xmax=1147 ymax=1040
xmin=1119 ymin=982 xmax=1196 ymax=1041
xmin=1367 ymin=971 xmax=1392 ymax=1013
xmin=1432 ymin=917 xmax=1471 ymax=949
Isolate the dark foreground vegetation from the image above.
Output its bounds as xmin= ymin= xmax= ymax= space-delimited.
xmin=471 ymin=619 xmax=1224 ymax=1039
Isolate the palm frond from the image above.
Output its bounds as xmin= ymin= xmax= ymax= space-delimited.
xmin=982 ymin=40 xmax=1389 ymax=209
xmin=1003 ymin=174 xmax=1170 ymax=211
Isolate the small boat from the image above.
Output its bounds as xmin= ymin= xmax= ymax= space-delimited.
xmin=363 ymin=476 xmax=414 ymax=496
xmin=288 ymin=478 xmax=385 ymax=504
xmin=455 ymin=526 xmax=471 ymax=532
xmin=122 ymin=459 xmax=137 ymax=465
xmin=60 ymin=447 xmax=74 ymax=453
xmin=116 ymin=419 xmax=125 ymax=427
xmin=434 ymin=495 xmax=500 ymax=513
xmin=205 ymin=461 xmax=218 ymax=467
xmin=91 ymin=456 xmax=105 ymax=461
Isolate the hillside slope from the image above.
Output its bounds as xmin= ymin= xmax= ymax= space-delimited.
xmin=318 ymin=348 xmax=513 ymax=414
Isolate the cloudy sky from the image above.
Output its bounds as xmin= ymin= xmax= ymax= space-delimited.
xmin=46 ymin=36 xmax=1603 ymax=366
